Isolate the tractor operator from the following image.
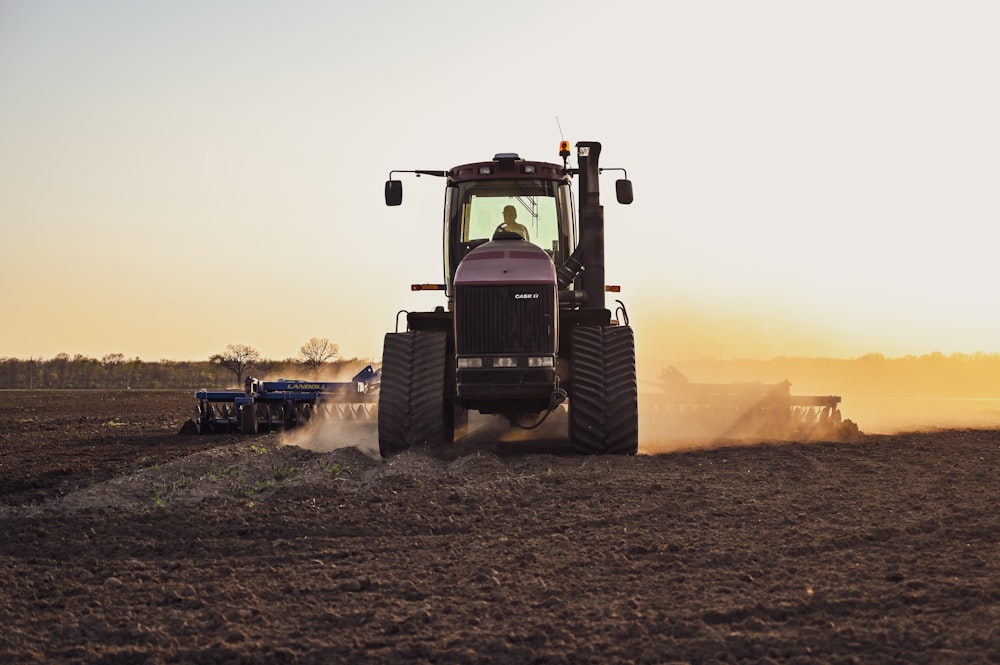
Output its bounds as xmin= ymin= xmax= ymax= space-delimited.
xmin=496 ymin=205 xmax=530 ymax=241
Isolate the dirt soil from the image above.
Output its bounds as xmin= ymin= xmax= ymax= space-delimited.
xmin=2 ymin=390 xmax=999 ymax=664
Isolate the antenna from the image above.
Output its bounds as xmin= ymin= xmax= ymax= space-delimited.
xmin=555 ymin=116 xmax=566 ymax=141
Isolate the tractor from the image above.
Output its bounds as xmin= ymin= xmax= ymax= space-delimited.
xmin=379 ymin=141 xmax=638 ymax=456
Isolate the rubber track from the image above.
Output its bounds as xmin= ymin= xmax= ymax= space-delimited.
xmin=378 ymin=333 xmax=413 ymax=456
xmin=603 ymin=326 xmax=639 ymax=454
xmin=407 ymin=332 xmax=446 ymax=448
xmin=569 ymin=326 xmax=639 ymax=455
xmin=377 ymin=332 xmax=446 ymax=456
xmin=569 ymin=327 xmax=607 ymax=454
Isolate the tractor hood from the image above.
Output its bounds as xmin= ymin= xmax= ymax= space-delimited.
xmin=453 ymin=238 xmax=556 ymax=287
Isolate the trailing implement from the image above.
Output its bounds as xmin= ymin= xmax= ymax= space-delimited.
xmin=191 ymin=365 xmax=380 ymax=434
xmin=642 ymin=367 xmax=857 ymax=444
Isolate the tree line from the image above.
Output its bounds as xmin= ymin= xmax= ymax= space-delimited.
xmin=0 ymin=338 xmax=371 ymax=390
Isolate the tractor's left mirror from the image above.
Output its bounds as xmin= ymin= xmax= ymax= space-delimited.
xmin=615 ymin=179 xmax=634 ymax=205
xmin=385 ymin=180 xmax=403 ymax=206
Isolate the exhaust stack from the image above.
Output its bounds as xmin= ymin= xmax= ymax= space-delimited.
xmin=572 ymin=141 xmax=606 ymax=309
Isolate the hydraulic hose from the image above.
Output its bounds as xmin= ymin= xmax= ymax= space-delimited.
xmin=514 ymin=385 xmax=568 ymax=430
xmin=556 ymin=251 xmax=584 ymax=291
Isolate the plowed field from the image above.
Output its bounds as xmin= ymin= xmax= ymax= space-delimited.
xmin=2 ymin=390 xmax=998 ymax=664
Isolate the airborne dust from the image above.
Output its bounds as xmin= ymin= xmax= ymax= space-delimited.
xmin=278 ymin=319 xmax=1000 ymax=457
xmin=277 ymin=363 xmax=382 ymax=458
xmin=281 ymin=417 xmax=381 ymax=459
xmin=282 ymin=356 xmax=1000 ymax=457
xmin=631 ymin=303 xmax=1000 ymax=452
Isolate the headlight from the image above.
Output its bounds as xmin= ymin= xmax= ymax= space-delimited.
xmin=493 ymin=357 xmax=517 ymax=368
xmin=457 ymin=357 xmax=483 ymax=369
xmin=528 ymin=356 xmax=555 ymax=368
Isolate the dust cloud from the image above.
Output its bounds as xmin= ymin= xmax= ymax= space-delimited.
xmin=280 ymin=416 xmax=380 ymax=459
xmin=309 ymin=364 xmax=375 ymax=384
xmin=262 ymin=360 xmax=382 ymax=457
xmin=635 ymin=351 xmax=1000 ymax=452
xmin=279 ymin=336 xmax=1000 ymax=458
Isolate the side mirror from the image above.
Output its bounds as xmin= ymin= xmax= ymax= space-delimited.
xmin=385 ymin=180 xmax=403 ymax=206
xmin=615 ymin=179 xmax=633 ymax=205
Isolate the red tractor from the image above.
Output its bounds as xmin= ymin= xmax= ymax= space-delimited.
xmin=380 ymin=141 xmax=637 ymax=456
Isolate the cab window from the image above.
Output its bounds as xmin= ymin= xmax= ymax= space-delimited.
xmin=464 ymin=195 xmax=560 ymax=255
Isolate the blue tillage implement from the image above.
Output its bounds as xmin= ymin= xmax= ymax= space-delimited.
xmin=193 ymin=365 xmax=381 ymax=434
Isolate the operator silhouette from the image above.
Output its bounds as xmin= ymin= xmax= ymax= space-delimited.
xmin=496 ymin=205 xmax=530 ymax=240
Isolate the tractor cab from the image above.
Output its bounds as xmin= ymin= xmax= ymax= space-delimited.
xmin=441 ymin=154 xmax=576 ymax=297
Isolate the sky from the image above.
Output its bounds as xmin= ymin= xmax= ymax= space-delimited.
xmin=2 ymin=0 xmax=999 ymax=370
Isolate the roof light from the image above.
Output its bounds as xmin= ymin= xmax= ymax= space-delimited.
xmin=559 ymin=141 xmax=571 ymax=157
xmin=411 ymin=284 xmax=446 ymax=291
xmin=478 ymin=166 xmax=492 ymax=175
xmin=523 ymin=164 xmax=536 ymax=174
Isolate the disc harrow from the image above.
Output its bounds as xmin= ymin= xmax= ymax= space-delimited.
xmin=192 ymin=365 xmax=380 ymax=434
xmin=643 ymin=368 xmax=856 ymax=443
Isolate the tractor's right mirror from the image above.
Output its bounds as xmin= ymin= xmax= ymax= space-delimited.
xmin=615 ymin=179 xmax=633 ymax=205
xmin=385 ymin=180 xmax=403 ymax=206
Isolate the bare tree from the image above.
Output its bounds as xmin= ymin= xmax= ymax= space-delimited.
xmin=101 ymin=353 xmax=125 ymax=387
xmin=298 ymin=337 xmax=339 ymax=375
xmin=210 ymin=344 xmax=260 ymax=386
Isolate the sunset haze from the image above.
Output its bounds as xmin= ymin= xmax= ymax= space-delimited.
xmin=3 ymin=1 xmax=999 ymax=374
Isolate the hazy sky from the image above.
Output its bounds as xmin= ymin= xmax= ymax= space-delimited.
xmin=2 ymin=1 xmax=998 ymax=368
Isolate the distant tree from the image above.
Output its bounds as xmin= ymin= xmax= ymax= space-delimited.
xmin=52 ymin=353 xmax=71 ymax=386
xmin=210 ymin=344 xmax=260 ymax=387
xmin=102 ymin=353 xmax=125 ymax=387
xmin=127 ymin=356 xmax=143 ymax=388
xmin=72 ymin=354 xmax=100 ymax=388
xmin=298 ymin=337 xmax=339 ymax=375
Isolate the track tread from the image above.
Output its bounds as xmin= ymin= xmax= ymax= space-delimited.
xmin=407 ymin=332 xmax=447 ymax=448
xmin=602 ymin=326 xmax=639 ymax=454
xmin=569 ymin=327 xmax=608 ymax=454
xmin=569 ymin=326 xmax=638 ymax=455
xmin=377 ymin=331 xmax=447 ymax=456
xmin=378 ymin=333 xmax=415 ymax=456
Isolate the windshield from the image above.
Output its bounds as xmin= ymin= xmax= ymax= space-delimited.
xmin=464 ymin=194 xmax=557 ymax=247
xmin=444 ymin=178 xmax=575 ymax=293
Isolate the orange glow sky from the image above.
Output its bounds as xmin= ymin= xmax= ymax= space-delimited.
xmin=2 ymin=2 xmax=999 ymax=369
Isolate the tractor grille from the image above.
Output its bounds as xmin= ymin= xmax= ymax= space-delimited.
xmin=455 ymin=285 xmax=555 ymax=355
